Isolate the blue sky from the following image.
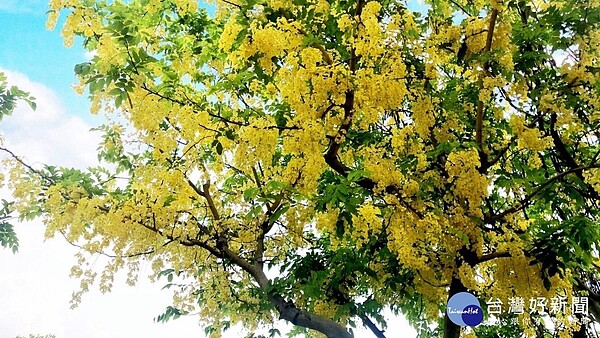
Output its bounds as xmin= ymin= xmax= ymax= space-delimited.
xmin=0 ymin=1 xmax=94 ymax=122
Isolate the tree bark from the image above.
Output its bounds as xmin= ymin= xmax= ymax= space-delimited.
xmin=360 ymin=314 xmax=387 ymax=338
xmin=241 ymin=258 xmax=353 ymax=338
xmin=268 ymin=293 xmax=353 ymax=338
xmin=444 ymin=276 xmax=468 ymax=338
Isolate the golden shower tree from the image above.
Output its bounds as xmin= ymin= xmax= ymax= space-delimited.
xmin=2 ymin=0 xmax=600 ymax=337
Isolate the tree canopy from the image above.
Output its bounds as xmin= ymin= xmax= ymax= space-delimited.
xmin=2 ymin=0 xmax=600 ymax=337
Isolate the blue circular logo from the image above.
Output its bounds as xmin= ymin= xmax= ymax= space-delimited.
xmin=447 ymin=292 xmax=483 ymax=327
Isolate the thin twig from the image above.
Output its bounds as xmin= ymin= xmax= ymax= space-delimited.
xmin=491 ymin=165 xmax=600 ymax=221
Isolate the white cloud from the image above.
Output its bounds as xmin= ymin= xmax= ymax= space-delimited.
xmin=0 ymin=69 xmax=203 ymax=338
xmin=0 ymin=220 xmax=203 ymax=338
xmin=0 ymin=68 xmax=97 ymax=169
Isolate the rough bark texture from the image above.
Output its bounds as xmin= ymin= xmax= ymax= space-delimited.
xmin=444 ymin=276 xmax=468 ymax=338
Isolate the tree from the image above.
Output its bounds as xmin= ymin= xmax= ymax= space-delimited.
xmin=0 ymin=71 xmax=35 ymax=253
xmin=2 ymin=0 xmax=600 ymax=337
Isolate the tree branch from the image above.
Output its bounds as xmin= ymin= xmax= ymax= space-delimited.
xmin=475 ymin=251 xmax=511 ymax=264
xmin=181 ymin=226 xmax=354 ymax=338
xmin=58 ymin=229 xmax=162 ymax=258
xmin=323 ymin=0 xmax=365 ymax=177
xmin=0 ymin=146 xmax=55 ymax=185
xmin=475 ymin=9 xmax=499 ymax=164
xmin=359 ymin=314 xmax=387 ymax=338
xmin=491 ymin=165 xmax=600 ymax=221
xmin=201 ymin=180 xmax=221 ymax=220
xmin=134 ymin=204 xmax=352 ymax=337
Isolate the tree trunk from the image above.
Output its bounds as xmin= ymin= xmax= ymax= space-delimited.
xmin=444 ymin=276 xmax=468 ymax=338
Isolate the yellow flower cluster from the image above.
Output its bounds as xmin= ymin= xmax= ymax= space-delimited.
xmin=363 ymin=146 xmax=404 ymax=190
xmin=445 ymin=148 xmax=488 ymax=217
xmin=350 ymin=203 xmax=381 ymax=249
xmin=235 ymin=19 xmax=303 ymax=74
xmin=337 ymin=14 xmax=353 ymax=32
xmin=354 ymin=55 xmax=408 ymax=122
xmin=233 ymin=118 xmax=279 ymax=172
xmin=479 ymin=76 xmax=507 ymax=102
xmin=172 ymin=0 xmax=198 ymax=13
xmin=539 ymin=91 xmax=562 ymax=113
xmin=479 ymin=256 xmax=577 ymax=335
xmin=95 ymin=34 xmax=126 ymax=72
xmin=412 ymin=95 xmax=435 ymax=138
xmin=425 ymin=23 xmax=461 ymax=75
xmin=391 ymin=125 xmax=415 ymax=155
xmin=355 ymin=2 xmax=384 ymax=59
xmin=509 ymin=115 xmax=553 ymax=151
xmin=316 ymin=209 xmax=339 ymax=235
xmin=219 ymin=17 xmax=243 ymax=52
xmin=465 ymin=18 xmax=488 ymax=56
xmin=313 ymin=299 xmax=339 ymax=321
xmin=300 ymin=47 xmax=323 ymax=70
xmin=387 ymin=210 xmax=426 ymax=269
xmin=583 ymin=168 xmax=600 ymax=194
xmin=493 ymin=20 xmax=516 ymax=70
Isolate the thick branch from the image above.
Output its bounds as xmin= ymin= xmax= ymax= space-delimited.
xmin=312 ymin=43 xmax=334 ymax=65
xmin=245 ymin=266 xmax=353 ymax=338
xmin=185 ymin=176 xmax=221 ymax=221
xmin=201 ymin=181 xmax=221 ymax=220
xmin=360 ymin=314 xmax=387 ymax=338
xmin=207 ymin=234 xmax=353 ymax=337
xmin=323 ymin=0 xmax=365 ymax=176
xmin=476 ymin=251 xmax=511 ymax=264
xmin=475 ymin=9 xmax=499 ymax=163
xmin=138 ymin=209 xmax=353 ymax=337
xmin=324 ymin=90 xmax=354 ymax=176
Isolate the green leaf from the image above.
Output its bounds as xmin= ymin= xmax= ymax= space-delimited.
xmin=0 ymin=222 xmax=19 ymax=253
xmin=269 ymin=205 xmax=289 ymax=225
xmin=243 ymin=187 xmax=260 ymax=202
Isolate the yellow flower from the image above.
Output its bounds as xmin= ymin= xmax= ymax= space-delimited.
xmin=337 ymin=14 xmax=353 ymax=32
xmin=219 ymin=17 xmax=243 ymax=51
